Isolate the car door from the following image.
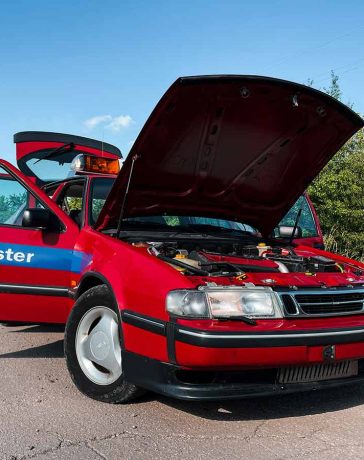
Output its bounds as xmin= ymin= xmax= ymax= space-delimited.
xmin=0 ymin=160 xmax=82 ymax=323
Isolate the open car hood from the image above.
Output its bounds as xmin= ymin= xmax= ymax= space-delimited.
xmin=96 ymin=75 xmax=363 ymax=235
xmin=14 ymin=131 xmax=122 ymax=185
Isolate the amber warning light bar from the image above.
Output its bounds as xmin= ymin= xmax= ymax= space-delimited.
xmin=71 ymin=154 xmax=120 ymax=175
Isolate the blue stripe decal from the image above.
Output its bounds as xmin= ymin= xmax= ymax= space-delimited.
xmin=0 ymin=243 xmax=92 ymax=273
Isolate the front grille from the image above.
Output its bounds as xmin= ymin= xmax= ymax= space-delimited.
xmin=299 ymin=303 xmax=362 ymax=315
xmin=278 ymin=360 xmax=358 ymax=384
xmin=280 ymin=289 xmax=364 ymax=317
xmin=173 ymin=360 xmax=364 ymax=388
xmin=295 ymin=293 xmax=364 ymax=304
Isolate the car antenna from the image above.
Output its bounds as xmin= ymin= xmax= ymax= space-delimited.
xmin=289 ymin=208 xmax=302 ymax=245
xmin=116 ymin=154 xmax=139 ymax=236
xmin=101 ymin=128 xmax=104 ymax=155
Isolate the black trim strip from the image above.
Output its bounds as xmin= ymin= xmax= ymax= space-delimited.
xmin=121 ymin=310 xmax=166 ymax=336
xmin=0 ymin=283 xmax=69 ymax=297
xmin=166 ymin=320 xmax=177 ymax=364
xmin=175 ymin=326 xmax=364 ymax=348
xmin=120 ymin=311 xmax=364 ymax=349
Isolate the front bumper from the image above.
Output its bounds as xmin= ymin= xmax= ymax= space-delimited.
xmin=122 ymin=310 xmax=364 ymax=368
xmin=123 ymin=351 xmax=364 ymax=400
xmin=121 ymin=311 xmax=364 ymax=399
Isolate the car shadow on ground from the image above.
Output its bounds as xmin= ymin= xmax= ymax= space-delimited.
xmin=5 ymin=324 xmax=65 ymax=333
xmin=155 ymin=384 xmax=364 ymax=421
xmin=2 ymin=324 xmax=364 ymax=421
xmin=0 ymin=324 xmax=65 ymax=358
xmin=0 ymin=339 xmax=64 ymax=358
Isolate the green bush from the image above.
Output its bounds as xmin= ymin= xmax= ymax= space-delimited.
xmin=307 ymin=74 xmax=364 ymax=262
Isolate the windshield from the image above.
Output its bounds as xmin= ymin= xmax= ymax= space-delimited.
xmin=91 ymin=177 xmax=316 ymax=238
xmin=90 ymin=177 xmax=256 ymax=232
xmin=120 ymin=216 xmax=256 ymax=233
xmin=275 ymin=195 xmax=318 ymax=238
xmin=123 ymin=215 xmax=256 ymax=233
xmin=90 ymin=178 xmax=256 ymax=233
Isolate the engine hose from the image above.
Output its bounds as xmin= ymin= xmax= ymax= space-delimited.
xmin=274 ymin=260 xmax=290 ymax=273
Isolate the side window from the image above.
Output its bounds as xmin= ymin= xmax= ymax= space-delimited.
xmin=56 ymin=181 xmax=85 ymax=226
xmin=89 ymin=178 xmax=114 ymax=225
xmin=276 ymin=195 xmax=318 ymax=238
xmin=0 ymin=168 xmax=43 ymax=227
xmin=43 ymin=183 xmax=61 ymax=199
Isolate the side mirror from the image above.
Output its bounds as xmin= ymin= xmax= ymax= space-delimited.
xmin=22 ymin=208 xmax=60 ymax=231
xmin=278 ymin=225 xmax=303 ymax=239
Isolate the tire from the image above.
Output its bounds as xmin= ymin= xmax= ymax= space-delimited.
xmin=64 ymin=285 xmax=145 ymax=403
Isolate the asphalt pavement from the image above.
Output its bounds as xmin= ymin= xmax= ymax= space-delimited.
xmin=1 ymin=323 xmax=364 ymax=460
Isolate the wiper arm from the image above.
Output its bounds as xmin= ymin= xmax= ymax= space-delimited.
xmin=33 ymin=142 xmax=75 ymax=165
xmin=289 ymin=208 xmax=302 ymax=245
xmin=122 ymin=220 xmax=169 ymax=229
xmin=122 ymin=221 xmax=202 ymax=233
xmin=214 ymin=315 xmax=257 ymax=325
xmin=185 ymin=224 xmax=248 ymax=235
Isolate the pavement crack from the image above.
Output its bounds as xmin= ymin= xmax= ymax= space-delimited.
xmin=14 ymin=426 xmax=269 ymax=459
xmin=86 ymin=443 xmax=109 ymax=460
xmin=252 ymin=419 xmax=267 ymax=438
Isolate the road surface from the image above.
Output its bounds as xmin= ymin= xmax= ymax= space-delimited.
xmin=1 ymin=324 xmax=364 ymax=460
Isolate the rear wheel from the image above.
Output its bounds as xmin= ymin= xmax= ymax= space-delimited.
xmin=64 ymin=285 xmax=144 ymax=403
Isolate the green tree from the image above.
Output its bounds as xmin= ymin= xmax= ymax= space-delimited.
xmin=322 ymin=70 xmax=342 ymax=101
xmin=308 ymin=73 xmax=364 ymax=260
xmin=0 ymin=192 xmax=27 ymax=223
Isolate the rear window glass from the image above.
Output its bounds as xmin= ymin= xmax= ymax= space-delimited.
xmin=19 ymin=150 xmax=81 ymax=183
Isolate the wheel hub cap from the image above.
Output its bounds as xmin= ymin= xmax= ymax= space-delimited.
xmin=75 ymin=306 xmax=122 ymax=386
xmin=90 ymin=331 xmax=110 ymax=361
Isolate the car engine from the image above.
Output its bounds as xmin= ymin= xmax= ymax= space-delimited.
xmin=131 ymin=239 xmax=360 ymax=277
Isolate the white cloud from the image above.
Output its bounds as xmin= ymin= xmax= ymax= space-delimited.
xmin=83 ymin=114 xmax=134 ymax=131
xmin=84 ymin=114 xmax=112 ymax=130
xmin=107 ymin=115 xmax=134 ymax=132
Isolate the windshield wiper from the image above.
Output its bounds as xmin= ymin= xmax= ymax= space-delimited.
xmin=214 ymin=315 xmax=257 ymax=325
xmin=121 ymin=220 xmax=170 ymax=229
xmin=33 ymin=142 xmax=75 ymax=165
xmin=184 ymin=224 xmax=250 ymax=235
xmin=289 ymin=208 xmax=303 ymax=245
xmin=119 ymin=221 xmax=208 ymax=236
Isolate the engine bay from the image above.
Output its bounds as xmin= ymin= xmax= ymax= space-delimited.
xmin=130 ymin=238 xmax=361 ymax=278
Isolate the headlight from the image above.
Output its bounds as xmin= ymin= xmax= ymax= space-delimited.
xmin=166 ymin=290 xmax=209 ymax=318
xmin=166 ymin=287 xmax=282 ymax=319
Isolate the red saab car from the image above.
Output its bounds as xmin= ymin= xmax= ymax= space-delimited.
xmin=0 ymin=75 xmax=363 ymax=404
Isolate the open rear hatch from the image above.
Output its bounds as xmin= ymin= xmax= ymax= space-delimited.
xmin=14 ymin=131 xmax=122 ymax=185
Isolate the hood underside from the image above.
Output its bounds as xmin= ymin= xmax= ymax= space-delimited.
xmin=97 ymin=75 xmax=363 ymax=235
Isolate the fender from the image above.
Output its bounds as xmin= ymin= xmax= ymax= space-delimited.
xmin=75 ymin=227 xmax=195 ymax=322
xmin=76 ymin=271 xmax=117 ymax=303
xmin=74 ymin=271 xmax=124 ymax=346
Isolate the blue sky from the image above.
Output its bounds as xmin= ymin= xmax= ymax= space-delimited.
xmin=0 ymin=0 xmax=363 ymax=164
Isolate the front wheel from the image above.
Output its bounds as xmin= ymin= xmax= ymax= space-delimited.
xmin=64 ymin=285 xmax=144 ymax=403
